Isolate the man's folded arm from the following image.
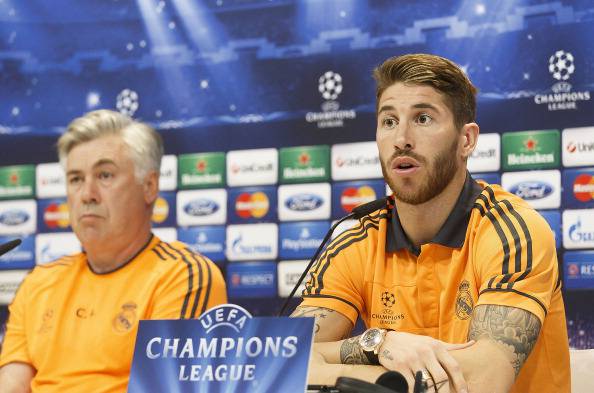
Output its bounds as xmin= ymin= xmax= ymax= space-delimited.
xmin=293 ymin=303 xmax=541 ymax=393
xmin=0 ymin=362 xmax=35 ymax=393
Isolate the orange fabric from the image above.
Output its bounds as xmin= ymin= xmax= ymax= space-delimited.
xmin=301 ymin=180 xmax=570 ymax=393
xmin=0 ymin=235 xmax=227 ymax=392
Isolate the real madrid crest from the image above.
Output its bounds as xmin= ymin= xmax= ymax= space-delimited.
xmin=455 ymin=280 xmax=474 ymax=320
xmin=113 ymin=302 xmax=138 ymax=333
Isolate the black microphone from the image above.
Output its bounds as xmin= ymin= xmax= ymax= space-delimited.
xmin=0 ymin=239 xmax=21 ymax=257
xmin=278 ymin=197 xmax=388 ymax=316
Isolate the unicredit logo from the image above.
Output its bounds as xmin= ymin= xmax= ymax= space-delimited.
xmin=285 ymin=194 xmax=323 ymax=211
xmin=335 ymin=156 xmax=379 ymax=167
xmin=231 ymin=162 xmax=273 ymax=174
xmin=41 ymin=176 xmax=63 ymax=186
xmin=566 ymin=141 xmax=594 ymax=153
xmin=0 ymin=209 xmax=29 ymax=226
xmin=510 ymin=181 xmax=553 ymax=200
xmin=471 ymin=148 xmax=496 ymax=159
xmin=184 ymin=199 xmax=219 ymax=216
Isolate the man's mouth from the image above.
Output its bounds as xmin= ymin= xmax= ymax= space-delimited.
xmin=392 ymin=157 xmax=421 ymax=171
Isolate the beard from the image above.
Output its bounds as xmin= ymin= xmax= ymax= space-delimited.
xmin=382 ymin=138 xmax=459 ymax=205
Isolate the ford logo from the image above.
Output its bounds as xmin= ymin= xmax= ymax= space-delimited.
xmin=285 ymin=194 xmax=323 ymax=211
xmin=184 ymin=199 xmax=219 ymax=216
xmin=0 ymin=209 xmax=30 ymax=226
xmin=510 ymin=181 xmax=553 ymax=200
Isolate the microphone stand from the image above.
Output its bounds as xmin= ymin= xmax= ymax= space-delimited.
xmin=277 ymin=197 xmax=387 ymax=317
xmin=277 ymin=212 xmax=355 ymax=316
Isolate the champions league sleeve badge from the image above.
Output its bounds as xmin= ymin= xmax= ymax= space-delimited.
xmin=128 ymin=304 xmax=314 ymax=393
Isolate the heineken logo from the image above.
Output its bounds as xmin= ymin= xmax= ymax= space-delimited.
xmin=502 ymin=130 xmax=559 ymax=170
xmin=507 ymin=153 xmax=554 ymax=165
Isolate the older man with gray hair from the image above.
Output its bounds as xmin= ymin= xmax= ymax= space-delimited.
xmin=0 ymin=110 xmax=227 ymax=392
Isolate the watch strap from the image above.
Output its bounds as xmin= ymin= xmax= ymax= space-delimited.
xmin=363 ymin=349 xmax=380 ymax=365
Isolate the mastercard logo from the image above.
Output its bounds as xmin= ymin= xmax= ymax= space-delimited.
xmin=573 ymin=174 xmax=594 ymax=202
xmin=152 ymin=197 xmax=170 ymax=224
xmin=44 ymin=202 xmax=70 ymax=229
xmin=235 ymin=192 xmax=269 ymax=219
xmin=340 ymin=186 xmax=376 ymax=212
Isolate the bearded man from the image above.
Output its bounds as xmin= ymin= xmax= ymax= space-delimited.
xmin=293 ymin=54 xmax=570 ymax=393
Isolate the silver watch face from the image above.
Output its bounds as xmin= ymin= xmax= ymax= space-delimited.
xmin=359 ymin=328 xmax=383 ymax=351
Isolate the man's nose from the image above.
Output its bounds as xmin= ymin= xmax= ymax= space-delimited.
xmin=80 ymin=178 xmax=99 ymax=204
xmin=392 ymin=122 xmax=414 ymax=151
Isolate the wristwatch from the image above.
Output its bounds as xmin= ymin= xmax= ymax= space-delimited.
xmin=358 ymin=327 xmax=387 ymax=365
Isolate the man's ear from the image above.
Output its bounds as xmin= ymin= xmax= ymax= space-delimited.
xmin=460 ymin=122 xmax=479 ymax=160
xmin=143 ymin=170 xmax=159 ymax=205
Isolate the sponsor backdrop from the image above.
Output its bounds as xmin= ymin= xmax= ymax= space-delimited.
xmin=0 ymin=0 xmax=593 ymax=349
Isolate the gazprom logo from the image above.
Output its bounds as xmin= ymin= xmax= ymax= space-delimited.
xmin=198 ymin=304 xmax=252 ymax=334
xmin=184 ymin=199 xmax=219 ymax=217
xmin=510 ymin=181 xmax=553 ymax=200
xmin=231 ymin=235 xmax=272 ymax=255
xmin=285 ymin=194 xmax=323 ymax=211
xmin=569 ymin=219 xmax=594 ymax=244
xmin=0 ymin=209 xmax=29 ymax=226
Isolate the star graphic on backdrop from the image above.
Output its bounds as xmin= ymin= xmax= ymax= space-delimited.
xmin=524 ymin=138 xmax=537 ymax=151
xmin=299 ymin=153 xmax=310 ymax=166
xmin=196 ymin=160 xmax=207 ymax=172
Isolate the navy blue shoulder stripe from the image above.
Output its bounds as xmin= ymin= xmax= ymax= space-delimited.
xmin=301 ymin=294 xmax=360 ymax=319
xmin=479 ymin=288 xmax=547 ymax=317
xmin=158 ymin=242 xmax=197 ymax=320
xmin=313 ymin=219 xmax=381 ymax=295
xmin=306 ymin=212 xmax=386 ymax=294
xmin=484 ymin=187 xmax=524 ymax=289
xmin=310 ymin=212 xmax=386 ymax=278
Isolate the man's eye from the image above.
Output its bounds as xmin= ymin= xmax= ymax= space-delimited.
xmin=417 ymin=114 xmax=432 ymax=124
xmin=98 ymin=172 xmax=113 ymax=180
xmin=382 ymin=117 xmax=397 ymax=129
xmin=68 ymin=176 xmax=82 ymax=185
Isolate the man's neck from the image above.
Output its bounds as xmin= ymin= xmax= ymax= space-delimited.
xmin=394 ymin=170 xmax=467 ymax=247
xmin=85 ymin=229 xmax=152 ymax=274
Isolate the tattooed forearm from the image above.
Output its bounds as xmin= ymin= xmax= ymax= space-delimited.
xmin=290 ymin=306 xmax=349 ymax=339
xmin=468 ymin=304 xmax=541 ymax=376
xmin=340 ymin=336 xmax=371 ymax=365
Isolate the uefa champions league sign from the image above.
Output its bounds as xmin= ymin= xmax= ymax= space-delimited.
xmin=128 ymin=304 xmax=314 ymax=393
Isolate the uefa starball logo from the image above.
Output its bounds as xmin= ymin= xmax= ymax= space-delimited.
xmin=534 ymin=50 xmax=591 ymax=111
xmin=305 ymin=70 xmax=356 ymax=128
xmin=116 ymin=88 xmax=139 ymax=116
xmin=318 ymin=71 xmax=343 ymax=101
xmin=548 ymin=50 xmax=575 ymax=81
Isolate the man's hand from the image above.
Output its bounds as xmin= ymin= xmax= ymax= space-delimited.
xmin=376 ymin=332 xmax=474 ymax=393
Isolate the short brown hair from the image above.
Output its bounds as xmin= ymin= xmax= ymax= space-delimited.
xmin=373 ymin=53 xmax=477 ymax=130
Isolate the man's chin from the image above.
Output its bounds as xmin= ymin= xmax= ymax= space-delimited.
xmin=392 ymin=185 xmax=439 ymax=206
xmin=74 ymin=229 xmax=105 ymax=245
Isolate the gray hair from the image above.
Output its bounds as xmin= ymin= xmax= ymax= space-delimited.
xmin=57 ymin=109 xmax=163 ymax=182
